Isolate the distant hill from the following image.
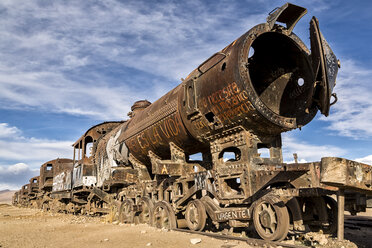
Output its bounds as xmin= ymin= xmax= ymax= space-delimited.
xmin=0 ymin=189 xmax=16 ymax=204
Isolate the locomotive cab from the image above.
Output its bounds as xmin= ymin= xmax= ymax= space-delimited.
xmin=28 ymin=176 xmax=39 ymax=195
xmin=39 ymin=162 xmax=54 ymax=191
xmin=72 ymin=121 xmax=123 ymax=189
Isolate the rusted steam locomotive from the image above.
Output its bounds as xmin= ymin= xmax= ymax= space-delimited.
xmin=13 ymin=3 xmax=372 ymax=242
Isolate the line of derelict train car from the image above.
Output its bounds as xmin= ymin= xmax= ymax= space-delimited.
xmin=12 ymin=3 xmax=372 ymax=242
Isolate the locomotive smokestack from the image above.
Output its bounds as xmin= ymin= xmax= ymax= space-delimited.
xmin=128 ymin=100 xmax=151 ymax=118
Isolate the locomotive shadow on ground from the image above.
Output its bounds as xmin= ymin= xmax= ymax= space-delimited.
xmin=344 ymin=215 xmax=372 ymax=248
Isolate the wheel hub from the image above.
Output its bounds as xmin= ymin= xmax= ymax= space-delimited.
xmin=260 ymin=211 xmax=272 ymax=228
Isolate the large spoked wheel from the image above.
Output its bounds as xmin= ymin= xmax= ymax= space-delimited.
xmin=185 ymin=199 xmax=207 ymax=231
xmin=253 ymin=195 xmax=289 ymax=241
xmin=152 ymin=201 xmax=177 ymax=230
xmin=119 ymin=199 xmax=135 ymax=224
xmin=138 ymin=197 xmax=154 ymax=225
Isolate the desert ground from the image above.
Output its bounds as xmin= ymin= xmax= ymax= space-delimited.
xmin=0 ymin=191 xmax=370 ymax=248
xmin=0 ymin=204 xmax=251 ymax=248
xmin=0 ymin=190 xmax=15 ymax=205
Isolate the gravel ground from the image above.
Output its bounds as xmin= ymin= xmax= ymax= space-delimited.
xmin=0 ymin=202 xmax=370 ymax=248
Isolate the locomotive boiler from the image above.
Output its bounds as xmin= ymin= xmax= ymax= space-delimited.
xmin=86 ymin=3 xmax=371 ymax=241
xmin=116 ymin=4 xmax=338 ymax=169
xmin=13 ymin=3 xmax=372 ymax=243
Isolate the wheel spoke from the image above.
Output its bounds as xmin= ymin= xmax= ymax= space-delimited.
xmin=269 ymin=222 xmax=276 ymax=233
xmin=253 ymin=196 xmax=289 ymax=241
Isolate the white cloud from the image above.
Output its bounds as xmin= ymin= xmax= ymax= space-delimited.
xmin=282 ymin=134 xmax=346 ymax=163
xmin=0 ymin=163 xmax=39 ymax=190
xmin=319 ymin=59 xmax=372 ymax=139
xmin=0 ymin=123 xmax=73 ymax=190
xmin=0 ymin=184 xmax=18 ymax=191
xmin=0 ymin=139 xmax=72 ymax=162
xmin=355 ymin=155 xmax=372 ymax=165
xmin=0 ymin=67 xmax=136 ymax=119
xmin=7 ymin=163 xmax=29 ymax=174
xmin=63 ymin=55 xmax=88 ymax=68
xmin=0 ymin=0 xmax=338 ymax=121
xmin=0 ymin=1 xmax=265 ymax=120
xmin=0 ymin=123 xmax=72 ymax=165
xmin=0 ymin=123 xmax=21 ymax=138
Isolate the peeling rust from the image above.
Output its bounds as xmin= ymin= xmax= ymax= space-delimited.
xmin=13 ymin=2 xmax=372 ymax=243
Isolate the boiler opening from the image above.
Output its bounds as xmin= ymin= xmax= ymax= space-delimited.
xmin=248 ymin=32 xmax=313 ymax=123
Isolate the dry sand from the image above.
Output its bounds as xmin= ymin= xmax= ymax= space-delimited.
xmin=0 ymin=190 xmax=15 ymax=204
xmin=0 ymin=190 xmax=370 ymax=248
xmin=0 ymin=204 xmax=250 ymax=248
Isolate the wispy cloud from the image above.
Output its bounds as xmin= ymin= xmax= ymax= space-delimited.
xmin=0 ymin=122 xmax=73 ymax=190
xmin=0 ymin=1 xmax=265 ymax=120
xmin=355 ymin=154 xmax=372 ymax=165
xmin=0 ymin=163 xmax=39 ymax=190
xmin=0 ymin=123 xmax=21 ymax=138
xmin=0 ymin=0 xmax=338 ymax=121
xmin=319 ymin=59 xmax=372 ymax=139
xmin=0 ymin=120 xmax=76 ymax=191
xmin=282 ymin=134 xmax=346 ymax=163
xmin=0 ymin=123 xmax=72 ymax=166
xmin=0 ymin=66 xmax=136 ymax=119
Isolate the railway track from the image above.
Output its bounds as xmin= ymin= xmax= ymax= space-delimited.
xmin=174 ymin=228 xmax=306 ymax=248
xmin=175 ymin=215 xmax=372 ymax=248
xmin=345 ymin=215 xmax=372 ymax=230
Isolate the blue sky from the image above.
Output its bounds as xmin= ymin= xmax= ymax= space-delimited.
xmin=1 ymin=0 xmax=372 ymax=190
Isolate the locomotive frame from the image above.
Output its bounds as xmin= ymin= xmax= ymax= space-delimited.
xmin=13 ymin=2 xmax=372 ymax=242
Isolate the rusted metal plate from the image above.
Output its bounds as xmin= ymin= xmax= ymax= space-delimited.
xmin=72 ymin=122 xmax=123 ymax=189
xmin=121 ymin=87 xmax=204 ymax=167
xmin=28 ymin=176 xmax=39 ymax=195
xmin=53 ymin=170 xmax=72 ymax=192
xmin=320 ymin=157 xmax=372 ymax=193
xmin=14 ymin=3 xmax=372 ymax=243
xmin=39 ymin=158 xmax=73 ymax=191
xmin=215 ymin=208 xmax=250 ymax=222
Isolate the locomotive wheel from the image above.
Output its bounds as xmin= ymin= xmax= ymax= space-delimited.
xmin=185 ymin=199 xmax=207 ymax=231
xmin=253 ymin=195 xmax=289 ymax=241
xmin=42 ymin=202 xmax=49 ymax=212
xmin=306 ymin=196 xmax=338 ymax=234
xmin=50 ymin=199 xmax=62 ymax=213
xmin=119 ymin=199 xmax=135 ymax=224
xmin=138 ymin=197 xmax=154 ymax=225
xmin=152 ymin=201 xmax=177 ymax=230
xmin=285 ymin=197 xmax=305 ymax=232
xmin=86 ymin=199 xmax=92 ymax=215
xmin=66 ymin=203 xmax=76 ymax=214
xmin=323 ymin=196 xmax=338 ymax=234
xmin=111 ymin=202 xmax=120 ymax=222
xmin=30 ymin=200 xmax=37 ymax=208
xmin=80 ymin=206 xmax=86 ymax=215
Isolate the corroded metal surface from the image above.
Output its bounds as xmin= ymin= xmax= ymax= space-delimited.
xmin=39 ymin=158 xmax=73 ymax=191
xmin=12 ymin=2 xmax=372 ymax=243
xmin=321 ymin=157 xmax=372 ymax=193
xmin=52 ymin=160 xmax=74 ymax=193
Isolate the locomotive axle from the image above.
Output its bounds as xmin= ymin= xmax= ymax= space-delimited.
xmin=13 ymin=2 xmax=371 ymax=243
